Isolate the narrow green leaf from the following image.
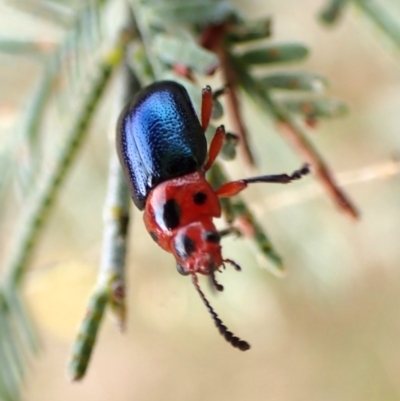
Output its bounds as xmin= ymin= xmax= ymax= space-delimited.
xmin=4 ymin=53 xmax=118 ymax=288
xmin=227 ymin=17 xmax=272 ymax=43
xmin=0 ymin=312 xmax=25 ymax=383
xmin=319 ymin=0 xmax=350 ymax=24
xmin=282 ymin=98 xmax=348 ymax=118
xmin=0 ymin=37 xmax=52 ymax=56
xmin=0 ymin=344 xmax=16 ymax=401
xmin=67 ymin=290 xmax=108 ymax=381
xmin=13 ymin=66 xmax=54 ymax=196
xmin=0 ymin=151 xmax=12 ymax=210
xmin=211 ymin=98 xmax=223 ymax=120
xmin=6 ymin=0 xmax=73 ymax=26
xmin=231 ymin=201 xmax=285 ymax=275
xmin=99 ymin=152 xmax=131 ymax=330
xmin=0 ymin=294 xmax=21 ymax=401
xmin=4 ymin=290 xmax=40 ymax=355
xmin=220 ymin=132 xmax=238 ymax=161
xmin=261 ymin=72 xmax=327 ymax=92
xmin=239 ymin=43 xmax=309 ymax=65
xmin=128 ymin=41 xmax=154 ymax=86
xmin=354 ymin=0 xmax=400 ymax=49
xmin=148 ymin=0 xmax=235 ymax=25
xmin=154 ymin=34 xmax=219 ymax=75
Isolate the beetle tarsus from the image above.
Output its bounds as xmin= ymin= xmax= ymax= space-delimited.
xmin=223 ymin=258 xmax=242 ymax=271
xmin=244 ymin=163 xmax=310 ymax=185
xmin=210 ymin=270 xmax=224 ymax=291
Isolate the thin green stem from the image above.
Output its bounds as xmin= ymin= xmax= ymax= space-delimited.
xmin=129 ymin=0 xmax=164 ymax=78
xmin=67 ymin=289 xmax=109 ymax=381
xmin=3 ymin=50 xmax=120 ymax=288
xmin=355 ymin=0 xmax=400 ymax=49
xmin=68 ymin=63 xmax=137 ymax=381
xmin=98 ymin=151 xmax=131 ymax=330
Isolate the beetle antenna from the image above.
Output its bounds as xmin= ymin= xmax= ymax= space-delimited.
xmin=223 ymin=258 xmax=242 ymax=271
xmin=210 ymin=270 xmax=224 ymax=291
xmin=191 ymin=275 xmax=250 ymax=351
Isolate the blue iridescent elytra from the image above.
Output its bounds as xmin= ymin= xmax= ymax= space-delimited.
xmin=117 ymin=81 xmax=207 ymax=210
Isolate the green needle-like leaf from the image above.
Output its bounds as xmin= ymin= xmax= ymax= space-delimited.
xmin=4 ymin=51 xmax=119 ymax=288
xmin=261 ymin=72 xmax=327 ymax=92
xmin=227 ymin=17 xmax=272 ymax=43
xmin=154 ymin=34 xmax=219 ymax=74
xmin=239 ymin=43 xmax=309 ymax=65
xmin=319 ymin=0 xmax=350 ymax=24
xmin=281 ymin=98 xmax=348 ymax=119
xmin=67 ymin=289 xmax=109 ymax=381
xmin=147 ymin=0 xmax=235 ymax=25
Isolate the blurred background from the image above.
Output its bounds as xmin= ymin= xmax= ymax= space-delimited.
xmin=1 ymin=0 xmax=400 ymax=400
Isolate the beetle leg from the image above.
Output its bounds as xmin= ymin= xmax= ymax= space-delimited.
xmin=210 ymin=270 xmax=224 ymax=291
xmin=212 ymin=84 xmax=229 ymax=101
xmin=201 ymin=84 xmax=230 ymax=131
xmin=201 ymin=85 xmax=213 ymax=130
xmin=218 ymin=226 xmax=242 ymax=239
xmin=204 ymin=125 xmax=226 ymax=171
xmin=215 ymin=164 xmax=310 ymax=198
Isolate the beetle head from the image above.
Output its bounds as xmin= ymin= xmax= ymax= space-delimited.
xmin=172 ymin=221 xmax=223 ymax=276
xmin=172 ymin=221 xmax=249 ymax=351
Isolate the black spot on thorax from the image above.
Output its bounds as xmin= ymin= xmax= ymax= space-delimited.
xmin=163 ymin=199 xmax=181 ymax=230
xmin=193 ymin=191 xmax=207 ymax=205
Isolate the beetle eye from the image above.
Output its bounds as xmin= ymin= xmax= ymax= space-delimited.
xmin=203 ymin=231 xmax=220 ymax=243
xmin=174 ymin=233 xmax=196 ymax=260
xmin=176 ymin=263 xmax=189 ymax=276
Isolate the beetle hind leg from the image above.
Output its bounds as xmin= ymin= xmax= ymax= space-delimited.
xmin=215 ymin=164 xmax=310 ymax=198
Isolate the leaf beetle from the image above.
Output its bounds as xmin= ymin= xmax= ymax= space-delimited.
xmin=116 ymin=80 xmax=309 ymax=351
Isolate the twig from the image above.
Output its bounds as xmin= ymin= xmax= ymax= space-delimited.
xmin=67 ymin=288 xmax=108 ymax=381
xmin=97 ymin=150 xmax=130 ymax=331
xmin=129 ymin=0 xmax=163 ymax=78
xmin=68 ymin=63 xmax=136 ymax=382
xmin=277 ymin=117 xmax=359 ymax=220
xmin=3 ymin=50 xmax=120 ymax=288
xmin=228 ymin=54 xmax=359 ymax=220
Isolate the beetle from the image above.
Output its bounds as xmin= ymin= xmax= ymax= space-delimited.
xmin=116 ymin=80 xmax=309 ymax=351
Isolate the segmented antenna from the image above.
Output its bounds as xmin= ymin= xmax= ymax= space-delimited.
xmin=192 ymin=275 xmax=250 ymax=351
xmin=210 ymin=270 xmax=224 ymax=291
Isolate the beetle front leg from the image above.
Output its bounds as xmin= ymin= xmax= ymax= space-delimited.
xmin=218 ymin=226 xmax=242 ymax=239
xmin=204 ymin=125 xmax=227 ymax=171
xmin=201 ymin=85 xmax=213 ymax=131
xmin=201 ymin=84 xmax=229 ymax=131
xmin=215 ymin=164 xmax=310 ymax=197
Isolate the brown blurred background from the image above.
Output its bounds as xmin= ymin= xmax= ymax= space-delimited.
xmin=2 ymin=0 xmax=400 ymax=400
